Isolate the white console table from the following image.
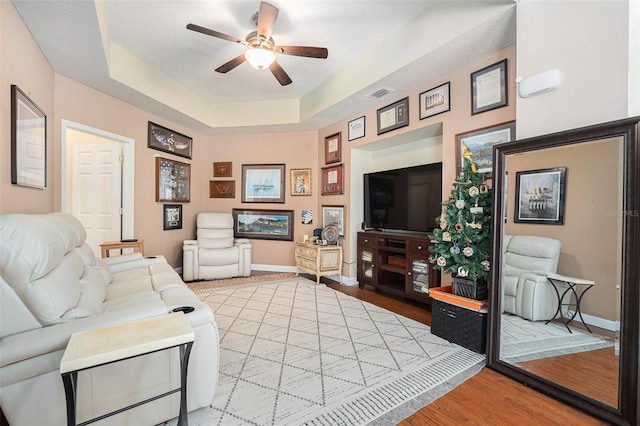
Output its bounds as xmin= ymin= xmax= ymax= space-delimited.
xmin=60 ymin=313 xmax=194 ymax=426
xmin=295 ymin=242 xmax=342 ymax=284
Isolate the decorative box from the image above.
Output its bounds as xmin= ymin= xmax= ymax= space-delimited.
xmin=430 ymin=286 xmax=488 ymax=354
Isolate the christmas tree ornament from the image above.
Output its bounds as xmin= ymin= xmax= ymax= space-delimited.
xmin=457 ymin=266 xmax=469 ymax=277
xmin=450 ymin=246 xmax=460 ymax=255
xmin=481 ymin=260 xmax=490 ymax=271
xmin=479 ymin=184 xmax=489 ymax=193
xmin=440 ymin=218 xmax=447 ymax=230
xmin=437 ymin=256 xmax=447 ymax=266
xmin=468 ymin=186 xmax=479 ymax=197
xmin=463 ymin=246 xmax=474 ymax=257
xmin=455 ymin=222 xmax=464 ymax=231
xmin=442 ymin=231 xmax=452 ymax=242
xmin=470 ymin=206 xmax=484 ymax=214
xmin=455 ymin=199 xmax=465 ymax=209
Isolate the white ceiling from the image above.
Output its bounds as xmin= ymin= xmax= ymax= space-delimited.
xmin=11 ymin=0 xmax=516 ymax=135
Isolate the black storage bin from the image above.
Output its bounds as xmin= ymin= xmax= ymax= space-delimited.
xmin=431 ymin=299 xmax=487 ymax=354
xmin=452 ymin=277 xmax=487 ymax=301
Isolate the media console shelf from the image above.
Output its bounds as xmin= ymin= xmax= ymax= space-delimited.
xmin=357 ymin=231 xmax=440 ymax=303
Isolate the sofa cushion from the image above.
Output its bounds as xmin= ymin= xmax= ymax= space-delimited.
xmin=0 ymin=214 xmax=66 ymax=289
xmin=25 ymin=252 xmax=84 ymax=325
xmin=199 ymin=246 xmax=239 ymax=266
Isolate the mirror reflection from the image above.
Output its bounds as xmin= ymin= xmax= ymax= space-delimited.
xmin=498 ymin=137 xmax=622 ymax=408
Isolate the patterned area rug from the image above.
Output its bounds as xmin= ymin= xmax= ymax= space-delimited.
xmin=179 ymin=278 xmax=484 ymax=426
xmin=501 ymin=314 xmax=614 ymax=363
xmin=186 ymin=273 xmax=298 ymax=293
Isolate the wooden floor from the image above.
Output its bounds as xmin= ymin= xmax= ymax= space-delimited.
xmin=324 ymin=280 xmax=609 ymax=426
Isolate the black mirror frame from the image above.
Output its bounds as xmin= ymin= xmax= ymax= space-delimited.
xmin=487 ymin=116 xmax=639 ymax=426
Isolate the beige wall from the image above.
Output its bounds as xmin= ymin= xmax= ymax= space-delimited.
xmin=318 ymin=44 xmax=517 ymax=282
xmin=504 ymin=138 xmax=621 ymax=321
xmin=2 ymin=1 xmax=517 ymax=276
xmin=1 ymin=1 xmax=55 ymax=213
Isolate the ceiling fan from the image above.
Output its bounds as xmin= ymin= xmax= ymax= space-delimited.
xmin=187 ymin=1 xmax=328 ymax=86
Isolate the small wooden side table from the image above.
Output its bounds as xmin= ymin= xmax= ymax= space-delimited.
xmin=60 ymin=313 xmax=194 ymax=426
xmin=295 ymin=242 xmax=342 ymax=284
xmin=100 ymin=239 xmax=144 ymax=258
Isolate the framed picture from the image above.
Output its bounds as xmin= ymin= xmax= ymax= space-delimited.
xmin=232 ymin=208 xmax=294 ymax=241
xmin=419 ymin=81 xmax=450 ymax=120
xmin=290 ymin=168 xmax=312 ymax=196
xmin=163 ymin=204 xmax=183 ymax=230
xmin=377 ymin=97 xmax=409 ymax=135
xmin=348 ymin=116 xmax=365 ymax=141
xmin=322 ymin=205 xmax=345 ymax=236
xmin=456 ymin=121 xmax=516 ymax=177
xmin=209 ymin=180 xmax=235 ymax=198
xmin=155 ymin=157 xmax=191 ymax=202
xmin=321 ymin=163 xmax=344 ymax=195
xmin=148 ymin=121 xmax=193 ymax=159
xmin=301 ymin=209 xmax=313 ymax=225
xmin=213 ymin=161 xmax=232 ymax=177
xmin=471 ymin=59 xmax=508 ymax=115
xmin=241 ymin=164 xmax=285 ymax=203
xmin=11 ymin=85 xmax=47 ymax=188
xmin=514 ymin=167 xmax=567 ymax=225
xmin=325 ymin=132 xmax=342 ymax=164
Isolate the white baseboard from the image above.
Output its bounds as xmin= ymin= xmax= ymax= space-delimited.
xmin=563 ymin=310 xmax=618 ymax=332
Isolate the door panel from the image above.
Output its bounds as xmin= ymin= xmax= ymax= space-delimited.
xmin=72 ymin=142 xmax=122 ymax=254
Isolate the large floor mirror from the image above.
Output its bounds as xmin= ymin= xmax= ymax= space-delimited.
xmin=487 ymin=117 xmax=639 ymax=425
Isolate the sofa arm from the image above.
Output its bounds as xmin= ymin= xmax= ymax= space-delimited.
xmin=0 ymin=303 xmax=168 ymax=368
xmin=516 ymin=272 xmax=557 ymax=321
xmin=182 ymin=241 xmax=199 ymax=282
xmin=237 ymin=241 xmax=252 ymax=277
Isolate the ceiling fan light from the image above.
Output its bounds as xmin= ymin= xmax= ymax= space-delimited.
xmin=245 ymin=48 xmax=275 ymax=70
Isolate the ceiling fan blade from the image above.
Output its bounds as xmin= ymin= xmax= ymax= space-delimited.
xmin=215 ymin=54 xmax=247 ymax=73
xmin=187 ymin=23 xmax=243 ymax=44
xmin=277 ymin=46 xmax=328 ymax=59
xmin=269 ymin=61 xmax=292 ymax=86
xmin=257 ymin=1 xmax=279 ymax=41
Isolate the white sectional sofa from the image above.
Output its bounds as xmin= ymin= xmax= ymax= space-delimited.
xmin=0 ymin=213 xmax=219 ymax=426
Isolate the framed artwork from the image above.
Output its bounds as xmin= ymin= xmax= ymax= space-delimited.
xmin=456 ymin=121 xmax=516 ymax=177
xmin=163 ymin=204 xmax=183 ymax=230
xmin=301 ymin=209 xmax=313 ymax=225
xmin=155 ymin=157 xmax=191 ymax=202
xmin=325 ymin=132 xmax=342 ymax=164
xmin=348 ymin=116 xmax=365 ymax=141
xmin=241 ymin=164 xmax=285 ymax=203
xmin=419 ymin=81 xmax=450 ymax=120
xmin=514 ymin=167 xmax=567 ymax=225
xmin=232 ymin=208 xmax=294 ymax=241
xmin=471 ymin=59 xmax=508 ymax=115
xmin=209 ymin=180 xmax=235 ymax=198
xmin=213 ymin=161 xmax=232 ymax=177
xmin=321 ymin=163 xmax=344 ymax=195
xmin=322 ymin=205 xmax=345 ymax=236
xmin=377 ymin=97 xmax=409 ymax=135
xmin=148 ymin=121 xmax=193 ymax=159
xmin=11 ymin=85 xmax=47 ymax=188
xmin=290 ymin=168 xmax=312 ymax=196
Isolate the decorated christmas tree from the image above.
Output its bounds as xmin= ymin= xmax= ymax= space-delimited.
xmin=428 ymin=158 xmax=492 ymax=288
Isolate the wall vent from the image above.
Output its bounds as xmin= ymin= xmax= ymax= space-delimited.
xmin=366 ymin=88 xmax=394 ymax=100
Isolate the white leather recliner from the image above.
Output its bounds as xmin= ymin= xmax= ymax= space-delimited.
xmin=502 ymin=234 xmax=562 ymax=321
xmin=182 ymin=212 xmax=252 ymax=281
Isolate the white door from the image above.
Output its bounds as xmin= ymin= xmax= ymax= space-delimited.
xmin=71 ymin=142 xmax=122 ymax=254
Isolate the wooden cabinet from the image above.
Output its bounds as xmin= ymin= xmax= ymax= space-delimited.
xmin=295 ymin=242 xmax=343 ymax=284
xmin=356 ymin=231 xmax=439 ymax=303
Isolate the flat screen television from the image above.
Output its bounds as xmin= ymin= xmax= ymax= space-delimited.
xmin=363 ymin=162 xmax=442 ymax=234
